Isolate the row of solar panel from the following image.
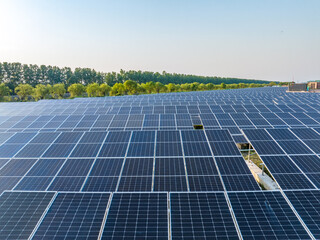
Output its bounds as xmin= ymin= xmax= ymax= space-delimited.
xmin=0 ymin=130 xmax=244 ymax=158
xmin=0 ymin=155 xmax=260 ymax=193
xmin=0 ymin=190 xmax=319 ymax=239
xmin=1 ymin=102 xmax=320 ymax=117
xmin=244 ymin=128 xmax=320 ymax=190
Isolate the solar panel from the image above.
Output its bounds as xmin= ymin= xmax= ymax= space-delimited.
xmin=0 ymin=191 xmax=55 ymax=239
xmin=228 ymin=191 xmax=311 ymax=239
xmin=285 ymin=190 xmax=320 ymax=239
xmin=34 ymin=193 xmax=110 ymax=239
xmin=102 ymin=193 xmax=168 ymax=239
xmin=170 ymin=192 xmax=239 ymax=239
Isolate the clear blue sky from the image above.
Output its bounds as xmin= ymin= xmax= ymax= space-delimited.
xmin=0 ymin=0 xmax=319 ymax=82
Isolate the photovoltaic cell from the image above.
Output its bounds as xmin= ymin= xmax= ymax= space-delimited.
xmin=82 ymin=177 xmax=118 ymax=192
xmin=58 ymin=158 xmax=94 ymax=176
xmin=117 ymin=176 xmax=152 ymax=192
xmin=188 ymin=176 xmax=224 ymax=191
xmin=154 ymin=176 xmax=188 ymax=191
xmin=122 ymin=158 xmax=154 ymax=176
xmin=185 ymin=157 xmax=218 ymax=175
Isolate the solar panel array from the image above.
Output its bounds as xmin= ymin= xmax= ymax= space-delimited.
xmin=0 ymin=87 xmax=319 ymax=239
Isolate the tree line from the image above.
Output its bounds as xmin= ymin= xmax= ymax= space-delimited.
xmin=0 ymin=81 xmax=279 ymax=102
xmin=0 ymin=62 xmax=274 ymax=92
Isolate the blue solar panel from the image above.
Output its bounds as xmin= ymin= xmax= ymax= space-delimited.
xmin=0 ymin=144 xmax=25 ymax=158
xmin=102 ymin=193 xmax=168 ymax=239
xmin=170 ymin=192 xmax=239 ymax=239
xmin=188 ymin=175 xmax=223 ymax=191
xmin=58 ymin=158 xmax=94 ymax=176
xmin=284 ymin=190 xmax=320 ymax=239
xmin=183 ymin=142 xmax=211 ymax=156
xmin=70 ymin=143 xmax=102 ymax=157
xmin=154 ymin=176 xmax=188 ymax=191
xmin=228 ymin=191 xmax=311 ymax=239
xmin=0 ymin=191 xmax=55 ymax=239
xmin=15 ymin=144 xmax=50 ymax=158
xmin=156 ymin=142 xmax=182 ymax=156
xmin=0 ymin=158 xmax=37 ymax=176
xmin=210 ymin=141 xmax=240 ymax=156
xmin=216 ymin=156 xmax=252 ymax=175
xmin=48 ymin=177 xmax=86 ymax=191
xmin=82 ymin=177 xmax=119 ymax=192
xmin=126 ymin=142 xmax=154 ymax=157
xmin=291 ymin=155 xmax=320 ymax=173
xmin=273 ymin=173 xmax=316 ymax=190
xmin=89 ymin=158 xmax=124 ymax=176
xmin=42 ymin=144 xmax=76 ymax=157
xmin=222 ymin=175 xmax=260 ymax=191
xmin=98 ymin=143 xmax=128 ymax=157
xmin=261 ymin=156 xmax=302 ymax=173
xmin=155 ymin=158 xmax=185 ymax=176
xmin=185 ymin=157 xmax=218 ymax=175
xmin=14 ymin=176 xmax=53 ymax=190
xmin=34 ymin=193 xmax=110 ymax=239
xmin=122 ymin=158 xmax=153 ymax=176
xmin=117 ymin=176 xmax=152 ymax=191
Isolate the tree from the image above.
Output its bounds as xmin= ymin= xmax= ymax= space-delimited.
xmin=166 ymin=83 xmax=176 ymax=92
xmin=32 ymin=84 xmax=51 ymax=101
xmin=110 ymin=83 xmax=126 ymax=96
xmin=124 ymin=80 xmax=138 ymax=95
xmin=142 ymin=81 xmax=155 ymax=94
xmin=0 ymin=83 xmax=11 ymax=100
xmin=206 ymin=83 xmax=214 ymax=90
xmin=154 ymin=82 xmax=165 ymax=93
xmin=68 ymin=83 xmax=85 ymax=98
xmin=220 ymin=83 xmax=226 ymax=89
xmin=51 ymin=83 xmax=66 ymax=99
xmin=86 ymin=83 xmax=100 ymax=97
xmin=99 ymin=83 xmax=111 ymax=96
xmin=15 ymin=84 xmax=34 ymax=101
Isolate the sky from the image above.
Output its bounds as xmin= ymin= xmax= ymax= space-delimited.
xmin=0 ymin=0 xmax=319 ymax=82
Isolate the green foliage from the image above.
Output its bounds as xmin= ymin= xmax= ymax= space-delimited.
xmin=15 ymin=84 xmax=34 ymax=101
xmin=110 ymin=83 xmax=126 ymax=96
xmin=0 ymin=83 xmax=11 ymax=100
xmin=124 ymin=80 xmax=138 ymax=95
xmin=0 ymin=62 xmax=275 ymax=93
xmin=86 ymin=83 xmax=100 ymax=97
xmin=32 ymin=84 xmax=51 ymax=101
xmin=99 ymin=83 xmax=111 ymax=96
xmin=51 ymin=83 xmax=66 ymax=99
xmin=68 ymin=84 xmax=85 ymax=98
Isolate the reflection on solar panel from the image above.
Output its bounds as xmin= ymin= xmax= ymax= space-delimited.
xmin=0 ymin=87 xmax=320 ymax=239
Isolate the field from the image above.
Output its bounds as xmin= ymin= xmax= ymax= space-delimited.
xmin=0 ymin=86 xmax=319 ymax=239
